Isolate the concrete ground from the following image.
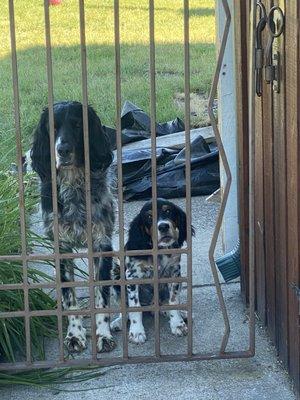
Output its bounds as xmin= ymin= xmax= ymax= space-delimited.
xmin=2 ymin=196 xmax=297 ymax=399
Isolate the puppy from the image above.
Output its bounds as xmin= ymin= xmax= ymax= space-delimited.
xmin=112 ymin=198 xmax=194 ymax=344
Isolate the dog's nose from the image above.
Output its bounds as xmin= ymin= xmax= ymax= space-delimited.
xmin=57 ymin=142 xmax=72 ymax=158
xmin=158 ymin=222 xmax=170 ymax=233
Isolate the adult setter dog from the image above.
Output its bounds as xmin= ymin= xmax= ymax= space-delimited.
xmin=31 ymin=101 xmax=116 ymax=353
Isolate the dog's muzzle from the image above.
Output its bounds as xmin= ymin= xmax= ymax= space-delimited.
xmin=55 ymin=140 xmax=74 ymax=168
xmin=157 ymin=221 xmax=174 ymax=246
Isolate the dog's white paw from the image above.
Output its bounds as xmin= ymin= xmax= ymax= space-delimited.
xmin=129 ymin=325 xmax=147 ymax=344
xmin=96 ymin=334 xmax=116 ymax=353
xmin=64 ymin=327 xmax=87 ymax=353
xmin=170 ymin=321 xmax=188 ymax=337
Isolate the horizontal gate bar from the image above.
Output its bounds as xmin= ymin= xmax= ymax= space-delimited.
xmin=0 ymin=277 xmax=188 ymax=291
xmin=0 ymin=303 xmax=189 ymax=319
xmin=0 ymin=351 xmax=254 ymax=371
xmin=0 ymin=247 xmax=190 ymax=262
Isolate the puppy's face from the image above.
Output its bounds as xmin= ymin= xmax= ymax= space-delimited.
xmin=140 ymin=199 xmax=185 ymax=248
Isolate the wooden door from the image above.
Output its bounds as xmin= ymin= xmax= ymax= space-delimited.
xmin=235 ymin=0 xmax=300 ymax=393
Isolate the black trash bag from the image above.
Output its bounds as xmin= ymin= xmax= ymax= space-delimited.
xmin=116 ymin=135 xmax=220 ymax=201
xmin=105 ymin=101 xmax=185 ymax=149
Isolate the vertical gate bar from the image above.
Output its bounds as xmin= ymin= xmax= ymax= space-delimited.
xmin=248 ymin=0 xmax=256 ymax=355
xmin=8 ymin=0 xmax=31 ymax=363
xmin=43 ymin=0 xmax=64 ymax=361
xmin=114 ymin=0 xmax=128 ymax=358
xmin=79 ymin=0 xmax=97 ymax=360
xmin=183 ymin=0 xmax=193 ymax=357
xmin=208 ymin=0 xmax=231 ymax=353
xmin=149 ymin=0 xmax=160 ymax=357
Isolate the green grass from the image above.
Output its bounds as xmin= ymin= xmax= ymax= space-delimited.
xmin=0 ymin=0 xmax=215 ymax=170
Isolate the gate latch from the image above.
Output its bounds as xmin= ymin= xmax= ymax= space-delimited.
xmin=255 ymin=2 xmax=284 ymax=96
xmin=265 ymin=51 xmax=280 ymax=92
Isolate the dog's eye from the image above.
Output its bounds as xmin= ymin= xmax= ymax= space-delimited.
xmin=165 ymin=209 xmax=171 ymax=215
xmin=147 ymin=214 xmax=152 ymax=223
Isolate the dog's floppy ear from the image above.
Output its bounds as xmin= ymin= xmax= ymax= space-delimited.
xmin=126 ymin=213 xmax=151 ymax=251
xmin=31 ymin=108 xmax=51 ymax=181
xmin=88 ymin=106 xmax=113 ymax=172
xmin=175 ymin=205 xmax=195 ymax=247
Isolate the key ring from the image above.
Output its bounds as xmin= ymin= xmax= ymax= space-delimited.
xmin=256 ymin=1 xmax=266 ymax=20
xmin=267 ymin=5 xmax=284 ymax=38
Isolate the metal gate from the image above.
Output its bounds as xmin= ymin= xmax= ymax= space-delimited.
xmin=0 ymin=0 xmax=255 ymax=370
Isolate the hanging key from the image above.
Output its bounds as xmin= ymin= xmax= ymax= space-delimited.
xmin=255 ymin=1 xmax=267 ymax=97
xmin=264 ymin=6 xmax=284 ymax=93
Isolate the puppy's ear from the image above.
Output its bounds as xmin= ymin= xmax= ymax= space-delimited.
xmin=176 ymin=205 xmax=195 ymax=247
xmin=88 ymin=106 xmax=113 ymax=172
xmin=126 ymin=213 xmax=151 ymax=251
xmin=31 ymin=108 xmax=51 ymax=181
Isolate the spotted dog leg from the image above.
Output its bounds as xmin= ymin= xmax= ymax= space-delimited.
xmin=60 ymin=248 xmax=87 ymax=353
xmin=168 ymin=280 xmax=188 ymax=337
xmin=94 ymin=246 xmax=116 ymax=353
xmin=126 ymin=259 xmax=146 ymax=344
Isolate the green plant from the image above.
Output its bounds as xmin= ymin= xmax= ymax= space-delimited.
xmin=0 ymin=366 xmax=111 ymax=392
xmin=0 ymin=172 xmax=57 ymax=363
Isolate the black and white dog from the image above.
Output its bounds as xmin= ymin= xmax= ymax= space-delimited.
xmin=112 ymin=199 xmax=194 ymax=344
xmin=31 ymin=101 xmax=116 ymax=353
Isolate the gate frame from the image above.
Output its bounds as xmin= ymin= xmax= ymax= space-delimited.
xmin=0 ymin=0 xmax=256 ymax=371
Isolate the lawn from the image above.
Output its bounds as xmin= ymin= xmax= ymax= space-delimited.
xmin=0 ymin=0 xmax=215 ymax=170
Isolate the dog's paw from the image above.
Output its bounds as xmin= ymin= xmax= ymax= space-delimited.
xmin=97 ymin=334 xmax=116 ymax=353
xmin=170 ymin=321 xmax=188 ymax=337
xmin=64 ymin=330 xmax=87 ymax=353
xmin=110 ymin=316 xmax=122 ymax=332
xmin=129 ymin=328 xmax=147 ymax=344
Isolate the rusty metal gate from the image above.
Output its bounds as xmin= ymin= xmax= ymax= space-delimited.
xmin=0 ymin=0 xmax=256 ymax=371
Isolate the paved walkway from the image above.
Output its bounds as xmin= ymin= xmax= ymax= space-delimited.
xmin=2 ymin=197 xmax=297 ymax=399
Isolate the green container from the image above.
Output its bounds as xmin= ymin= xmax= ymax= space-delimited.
xmin=215 ymin=241 xmax=241 ymax=282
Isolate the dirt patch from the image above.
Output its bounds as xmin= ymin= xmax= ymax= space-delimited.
xmin=174 ymin=92 xmax=218 ymax=128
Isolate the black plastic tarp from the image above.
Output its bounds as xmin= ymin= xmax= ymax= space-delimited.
xmin=105 ymin=101 xmax=219 ymax=201
xmin=104 ymin=100 xmax=185 ymax=149
xmin=114 ymin=135 xmax=219 ymax=201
